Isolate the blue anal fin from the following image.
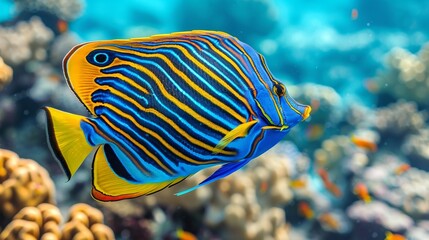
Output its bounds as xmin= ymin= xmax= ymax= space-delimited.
xmin=175 ymin=158 xmax=252 ymax=196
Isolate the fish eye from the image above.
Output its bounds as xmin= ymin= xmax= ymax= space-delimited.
xmin=273 ymin=83 xmax=286 ymax=97
xmin=87 ymin=50 xmax=114 ymax=66
xmin=94 ymin=53 xmax=108 ymax=64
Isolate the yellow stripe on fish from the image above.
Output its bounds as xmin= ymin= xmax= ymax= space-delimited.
xmin=44 ymin=30 xmax=311 ymax=201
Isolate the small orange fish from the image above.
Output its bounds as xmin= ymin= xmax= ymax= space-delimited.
xmin=298 ymin=201 xmax=314 ymax=219
xmin=326 ymin=182 xmax=342 ymax=197
xmin=289 ymin=178 xmax=307 ymax=189
xmin=260 ymin=181 xmax=269 ymax=193
xmin=351 ymin=9 xmax=359 ymax=20
xmin=364 ymin=79 xmax=380 ymax=93
xmin=48 ymin=74 xmax=61 ymax=83
xmin=385 ymin=231 xmax=406 ymax=240
xmin=177 ymin=229 xmax=197 ymax=240
xmin=317 ymin=168 xmax=330 ymax=184
xmin=57 ymin=19 xmax=68 ymax=33
xmin=395 ymin=164 xmax=410 ymax=175
xmin=317 ymin=169 xmax=342 ymax=197
xmin=351 ymin=136 xmax=377 ymax=152
xmin=311 ymin=99 xmax=321 ymax=112
xmin=319 ymin=213 xmax=340 ymax=231
xmin=354 ymin=182 xmax=371 ymax=203
xmin=306 ymin=124 xmax=324 ymax=140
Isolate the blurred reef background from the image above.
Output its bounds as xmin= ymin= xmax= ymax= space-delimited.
xmin=1 ymin=0 xmax=429 ymax=239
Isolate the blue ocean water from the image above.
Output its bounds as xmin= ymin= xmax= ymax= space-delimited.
xmin=69 ymin=0 xmax=428 ymax=105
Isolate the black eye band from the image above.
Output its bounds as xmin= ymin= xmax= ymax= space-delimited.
xmin=87 ymin=50 xmax=114 ymax=67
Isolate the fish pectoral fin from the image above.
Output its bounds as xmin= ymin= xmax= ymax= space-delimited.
xmin=212 ymin=120 xmax=258 ymax=154
xmin=91 ymin=145 xmax=186 ymax=202
xmin=175 ymin=158 xmax=252 ymax=196
xmin=44 ymin=107 xmax=94 ymax=180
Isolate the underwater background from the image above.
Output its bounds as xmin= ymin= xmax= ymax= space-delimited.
xmin=0 ymin=0 xmax=429 ymax=239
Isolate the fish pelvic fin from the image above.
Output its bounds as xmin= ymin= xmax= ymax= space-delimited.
xmin=91 ymin=145 xmax=186 ymax=202
xmin=175 ymin=158 xmax=252 ymax=196
xmin=212 ymin=120 xmax=258 ymax=154
xmin=44 ymin=107 xmax=94 ymax=180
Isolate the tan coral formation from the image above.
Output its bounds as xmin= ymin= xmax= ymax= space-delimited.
xmin=378 ymin=44 xmax=429 ymax=106
xmin=0 ymin=203 xmax=62 ymax=240
xmin=62 ymin=203 xmax=114 ymax=240
xmin=0 ymin=17 xmax=53 ymax=66
xmin=0 ymin=57 xmax=13 ymax=90
xmin=104 ymin=144 xmax=295 ymax=240
xmin=363 ymin=158 xmax=429 ymax=218
xmin=14 ymin=0 xmax=84 ymax=21
xmin=0 ymin=149 xmax=55 ymax=220
xmin=375 ymin=101 xmax=426 ymax=136
xmin=402 ymin=128 xmax=429 ymax=170
xmin=0 ymin=203 xmax=114 ymax=240
xmin=203 ymin=149 xmax=293 ymax=240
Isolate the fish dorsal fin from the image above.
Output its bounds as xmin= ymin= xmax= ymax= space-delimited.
xmin=91 ymin=145 xmax=186 ymax=201
xmin=175 ymin=158 xmax=252 ymax=196
xmin=212 ymin=120 xmax=258 ymax=154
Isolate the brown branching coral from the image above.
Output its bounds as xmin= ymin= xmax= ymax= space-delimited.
xmin=0 ymin=203 xmax=114 ymax=240
xmin=0 ymin=149 xmax=55 ymax=223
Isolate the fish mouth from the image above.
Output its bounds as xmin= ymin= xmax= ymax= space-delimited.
xmin=261 ymin=105 xmax=311 ymax=131
xmin=302 ymin=105 xmax=312 ymax=121
xmin=262 ymin=125 xmax=289 ymax=131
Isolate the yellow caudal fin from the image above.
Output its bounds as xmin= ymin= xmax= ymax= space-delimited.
xmin=212 ymin=120 xmax=258 ymax=154
xmin=91 ymin=146 xmax=186 ymax=202
xmin=44 ymin=107 xmax=94 ymax=180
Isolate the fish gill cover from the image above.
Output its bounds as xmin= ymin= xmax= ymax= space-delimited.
xmin=0 ymin=0 xmax=429 ymax=239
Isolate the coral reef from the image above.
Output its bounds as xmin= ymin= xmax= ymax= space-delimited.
xmin=49 ymin=32 xmax=80 ymax=66
xmin=402 ymin=128 xmax=429 ymax=171
xmin=200 ymin=147 xmax=294 ymax=240
xmin=62 ymin=203 xmax=114 ymax=240
xmin=288 ymin=83 xmax=344 ymax=126
xmin=0 ymin=148 xmax=113 ymax=239
xmin=14 ymin=0 xmax=84 ymax=21
xmin=0 ymin=203 xmax=114 ymax=240
xmin=347 ymin=201 xmax=414 ymax=237
xmin=374 ymin=100 xmax=427 ymax=138
xmin=0 ymin=149 xmax=55 ymax=226
xmin=314 ymin=135 xmax=352 ymax=168
xmin=1 ymin=1 xmax=429 ymax=240
xmin=407 ymin=221 xmax=429 ymax=240
xmin=0 ymin=17 xmax=53 ymax=66
xmin=0 ymin=203 xmax=62 ymax=240
xmin=360 ymin=155 xmax=429 ymax=218
xmin=377 ymin=45 xmax=429 ymax=107
xmin=0 ymin=57 xmax=13 ymax=90
xmin=100 ymin=143 xmax=298 ymax=240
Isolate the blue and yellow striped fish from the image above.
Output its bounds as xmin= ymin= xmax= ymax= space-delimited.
xmin=44 ymin=30 xmax=311 ymax=201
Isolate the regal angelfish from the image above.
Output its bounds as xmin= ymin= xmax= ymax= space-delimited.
xmin=44 ymin=30 xmax=311 ymax=201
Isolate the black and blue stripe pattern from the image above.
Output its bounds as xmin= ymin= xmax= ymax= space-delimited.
xmin=68 ymin=31 xmax=305 ymax=183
